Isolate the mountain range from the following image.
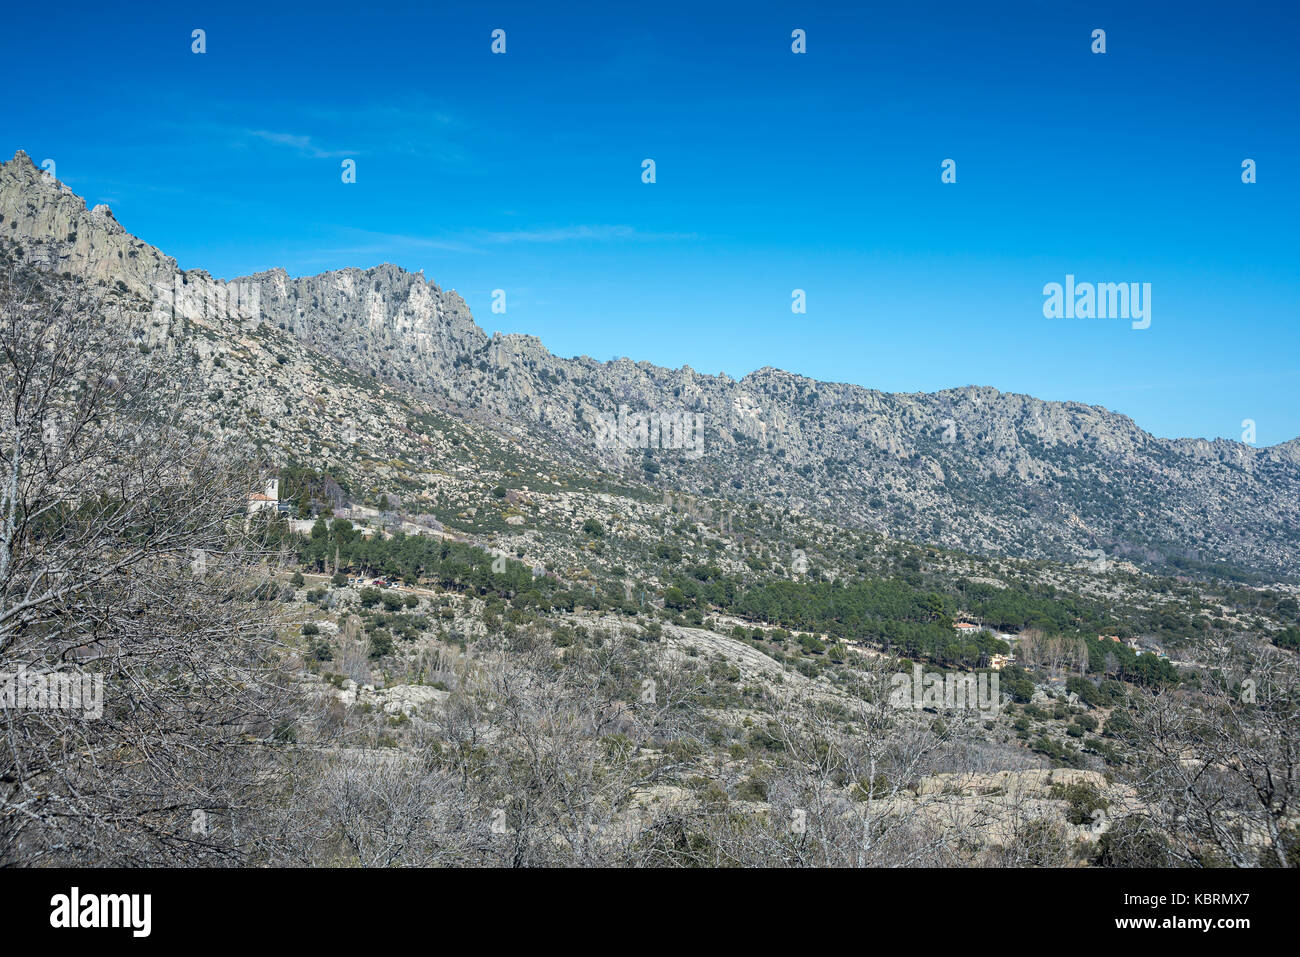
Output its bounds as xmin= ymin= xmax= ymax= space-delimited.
xmin=3 ymin=148 xmax=1296 ymax=579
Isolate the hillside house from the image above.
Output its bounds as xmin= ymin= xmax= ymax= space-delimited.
xmin=247 ymin=478 xmax=280 ymax=516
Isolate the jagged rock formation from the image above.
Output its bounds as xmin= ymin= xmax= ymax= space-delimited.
xmin=3 ymin=148 xmax=1297 ymax=577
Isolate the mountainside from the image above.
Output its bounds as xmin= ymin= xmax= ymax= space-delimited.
xmin=3 ymin=148 xmax=1297 ymax=578
xmin=6 ymin=149 xmax=1300 ymax=875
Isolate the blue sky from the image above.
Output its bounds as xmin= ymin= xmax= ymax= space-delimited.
xmin=3 ymin=1 xmax=1297 ymax=443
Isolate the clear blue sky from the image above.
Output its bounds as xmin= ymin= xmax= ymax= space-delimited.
xmin=3 ymin=1 xmax=1297 ymax=443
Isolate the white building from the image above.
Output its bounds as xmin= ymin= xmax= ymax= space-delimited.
xmin=247 ymin=477 xmax=280 ymax=515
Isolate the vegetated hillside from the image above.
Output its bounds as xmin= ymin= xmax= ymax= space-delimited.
xmin=5 ymin=167 xmax=1299 ymax=869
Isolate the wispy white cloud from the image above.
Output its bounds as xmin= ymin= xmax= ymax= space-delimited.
xmin=242 ymin=128 xmax=355 ymax=158
xmin=477 ymin=224 xmax=698 ymax=244
xmin=318 ymin=225 xmax=699 ymax=258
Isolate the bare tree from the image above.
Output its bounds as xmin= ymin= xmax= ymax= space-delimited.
xmin=690 ymin=657 xmax=1003 ymax=867
xmin=260 ymin=624 xmax=709 ymax=867
xmin=0 ymin=258 xmax=293 ymax=865
xmin=1119 ymin=637 xmax=1299 ymax=867
xmin=454 ymin=628 xmax=706 ymax=866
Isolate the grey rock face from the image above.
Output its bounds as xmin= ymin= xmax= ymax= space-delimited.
xmin=0 ymin=150 xmax=175 ymax=295
xmin=3 ymin=149 xmax=1297 ymax=575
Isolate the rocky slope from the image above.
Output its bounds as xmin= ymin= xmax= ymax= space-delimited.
xmin=3 ymin=148 xmax=1297 ymax=577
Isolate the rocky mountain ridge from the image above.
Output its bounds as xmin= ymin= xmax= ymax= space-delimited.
xmin=3 ymin=148 xmax=1296 ymax=577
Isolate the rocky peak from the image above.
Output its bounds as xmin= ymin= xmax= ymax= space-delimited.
xmin=0 ymin=149 xmax=177 ymax=297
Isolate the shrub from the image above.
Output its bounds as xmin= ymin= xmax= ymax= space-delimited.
xmin=368 ymin=630 xmax=394 ymax=659
xmin=746 ymin=727 xmax=784 ymax=752
xmin=1273 ymin=626 xmax=1300 ymax=651
xmin=798 ymin=633 xmax=826 ymax=655
xmin=1052 ymin=781 xmax=1109 ymax=825
xmin=1092 ymin=817 xmax=1174 ymax=867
